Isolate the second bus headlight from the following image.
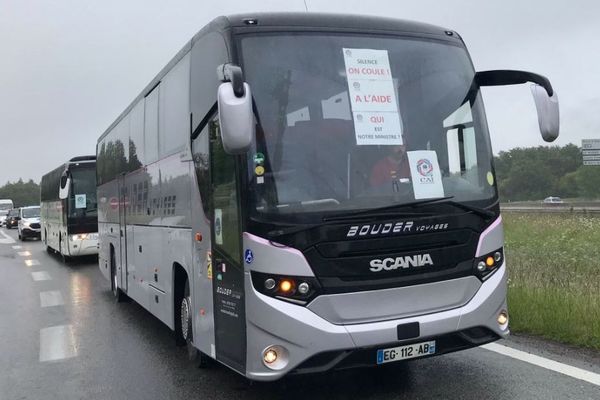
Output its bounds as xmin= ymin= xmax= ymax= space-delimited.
xmin=71 ymin=234 xmax=88 ymax=241
xmin=251 ymin=271 xmax=321 ymax=306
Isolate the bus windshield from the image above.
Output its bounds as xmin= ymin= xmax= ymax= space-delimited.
xmin=240 ymin=34 xmax=496 ymax=222
xmin=69 ymin=167 xmax=98 ymax=218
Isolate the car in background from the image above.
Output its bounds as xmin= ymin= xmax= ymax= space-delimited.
xmin=5 ymin=208 xmax=20 ymax=229
xmin=18 ymin=206 xmax=41 ymax=240
xmin=0 ymin=199 xmax=14 ymax=226
xmin=543 ymin=196 xmax=564 ymax=205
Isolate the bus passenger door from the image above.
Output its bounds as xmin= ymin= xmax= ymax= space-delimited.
xmin=118 ymin=174 xmax=128 ymax=292
xmin=209 ymin=116 xmax=247 ymax=373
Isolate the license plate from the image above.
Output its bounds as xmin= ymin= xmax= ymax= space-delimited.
xmin=376 ymin=340 xmax=436 ymax=364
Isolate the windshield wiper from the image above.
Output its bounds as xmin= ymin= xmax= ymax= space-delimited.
xmin=249 ymin=216 xmax=321 ymax=238
xmin=435 ymin=199 xmax=496 ymax=218
xmin=321 ymin=196 xmax=453 ymax=222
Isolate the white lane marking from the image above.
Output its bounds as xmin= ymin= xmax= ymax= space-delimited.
xmin=12 ymin=245 xmax=22 ymax=249
xmin=18 ymin=251 xmax=32 ymax=257
xmin=40 ymin=291 xmax=64 ymax=307
xmin=0 ymin=231 xmax=16 ymax=244
xmin=39 ymin=325 xmax=78 ymax=362
xmin=482 ymin=342 xmax=600 ymax=387
xmin=31 ymin=271 xmax=51 ymax=281
xmin=25 ymin=259 xmax=40 ymax=267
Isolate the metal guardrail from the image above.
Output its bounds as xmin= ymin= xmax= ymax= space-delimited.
xmin=501 ymin=205 xmax=600 ymax=214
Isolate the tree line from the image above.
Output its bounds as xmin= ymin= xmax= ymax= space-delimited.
xmin=494 ymin=144 xmax=600 ymax=201
xmin=0 ymin=179 xmax=41 ymax=207
xmin=0 ymin=144 xmax=597 ymax=206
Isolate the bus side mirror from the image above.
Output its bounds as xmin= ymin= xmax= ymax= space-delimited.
xmin=531 ymin=84 xmax=559 ymax=142
xmin=217 ymin=64 xmax=254 ymax=154
xmin=475 ymin=70 xmax=560 ymax=142
xmin=59 ymin=174 xmax=70 ymax=200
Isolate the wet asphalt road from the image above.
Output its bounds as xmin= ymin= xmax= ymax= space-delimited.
xmin=1 ymin=228 xmax=599 ymax=400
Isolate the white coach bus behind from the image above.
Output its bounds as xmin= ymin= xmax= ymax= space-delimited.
xmin=41 ymin=156 xmax=99 ymax=261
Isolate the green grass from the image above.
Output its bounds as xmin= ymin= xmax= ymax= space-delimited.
xmin=504 ymin=212 xmax=600 ymax=349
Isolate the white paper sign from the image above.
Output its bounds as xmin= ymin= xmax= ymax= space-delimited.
xmin=352 ymin=111 xmax=403 ymax=145
xmin=343 ymin=48 xmax=403 ymax=146
xmin=407 ymin=151 xmax=445 ymax=199
xmin=75 ymin=194 xmax=87 ymax=209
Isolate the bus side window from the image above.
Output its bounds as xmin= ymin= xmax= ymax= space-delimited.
xmin=192 ymin=118 xmax=211 ymax=218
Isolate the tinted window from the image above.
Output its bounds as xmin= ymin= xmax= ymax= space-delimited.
xmin=209 ymin=116 xmax=241 ymax=261
xmin=145 ymin=86 xmax=160 ymax=163
xmin=192 ymin=117 xmax=211 ymax=216
xmin=159 ymin=53 xmax=190 ymax=157
xmin=129 ymin=100 xmax=145 ymax=170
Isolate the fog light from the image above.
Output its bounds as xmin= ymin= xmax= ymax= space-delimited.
xmin=494 ymin=251 xmax=502 ymax=262
xmin=263 ymin=348 xmax=278 ymax=364
xmin=477 ymin=261 xmax=486 ymax=272
xmin=264 ymin=278 xmax=276 ymax=290
xmin=298 ymin=282 xmax=309 ymax=294
xmin=261 ymin=345 xmax=289 ymax=370
xmin=497 ymin=310 xmax=509 ymax=327
xmin=485 ymin=256 xmax=494 ymax=267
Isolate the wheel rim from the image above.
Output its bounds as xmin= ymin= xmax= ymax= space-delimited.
xmin=181 ymin=297 xmax=191 ymax=340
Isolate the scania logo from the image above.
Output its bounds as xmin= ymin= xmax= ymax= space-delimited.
xmin=369 ymin=254 xmax=433 ymax=272
xmin=347 ymin=222 xmax=414 ymax=237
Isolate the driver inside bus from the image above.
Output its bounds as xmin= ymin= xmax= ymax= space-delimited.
xmin=369 ymin=144 xmax=411 ymax=187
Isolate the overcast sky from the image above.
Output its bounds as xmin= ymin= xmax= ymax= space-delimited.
xmin=1 ymin=0 xmax=598 ymax=184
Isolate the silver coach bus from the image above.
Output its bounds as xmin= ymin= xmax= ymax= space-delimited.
xmin=41 ymin=156 xmax=99 ymax=261
xmin=97 ymin=13 xmax=559 ymax=381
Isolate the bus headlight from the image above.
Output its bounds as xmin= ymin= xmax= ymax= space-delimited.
xmin=252 ymin=271 xmax=320 ymax=305
xmin=71 ymin=233 xmax=88 ymax=241
xmin=474 ymin=248 xmax=503 ymax=281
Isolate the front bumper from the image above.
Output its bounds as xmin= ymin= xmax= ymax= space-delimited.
xmin=244 ymin=263 xmax=508 ymax=381
xmin=21 ymin=227 xmax=41 ymax=237
xmin=68 ymin=235 xmax=99 ymax=257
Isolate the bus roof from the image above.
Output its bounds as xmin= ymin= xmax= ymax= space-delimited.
xmin=98 ymin=12 xmax=459 ymax=144
xmin=221 ymin=12 xmax=452 ymax=35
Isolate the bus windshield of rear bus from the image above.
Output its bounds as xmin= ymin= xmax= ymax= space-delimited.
xmin=69 ymin=166 xmax=98 ymax=218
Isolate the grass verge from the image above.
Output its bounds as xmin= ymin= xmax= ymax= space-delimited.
xmin=504 ymin=212 xmax=600 ymax=350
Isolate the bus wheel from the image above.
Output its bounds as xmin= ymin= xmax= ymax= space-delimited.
xmin=45 ymin=230 xmax=52 ymax=253
xmin=178 ymin=281 xmax=193 ymax=345
xmin=59 ymin=236 xmax=71 ymax=264
xmin=177 ymin=279 xmax=210 ymax=367
xmin=111 ymin=248 xmax=126 ymax=302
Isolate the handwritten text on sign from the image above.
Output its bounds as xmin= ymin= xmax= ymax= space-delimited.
xmin=343 ymin=48 xmax=403 ymax=145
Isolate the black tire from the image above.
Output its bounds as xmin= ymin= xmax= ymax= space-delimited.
xmin=111 ymin=248 xmax=126 ymax=302
xmin=175 ymin=278 xmax=211 ymax=367
xmin=175 ymin=279 xmax=191 ymax=347
xmin=58 ymin=234 xmax=72 ymax=263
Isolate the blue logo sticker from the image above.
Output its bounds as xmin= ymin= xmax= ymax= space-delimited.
xmin=244 ymin=249 xmax=254 ymax=264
